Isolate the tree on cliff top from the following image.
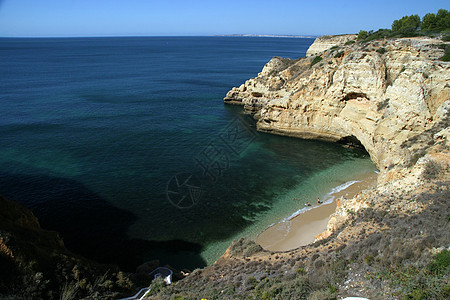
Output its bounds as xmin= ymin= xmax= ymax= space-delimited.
xmin=392 ymin=14 xmax=421 ymax=34
xmin=421 ymin=9 xmax=450 ymax=32
xmin=357 ymin=30 xmax=368 ymax=40
xmin=358 ymin=9 xmax=450 ymax=42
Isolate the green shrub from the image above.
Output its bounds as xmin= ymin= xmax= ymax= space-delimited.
xmin=376 ymin=47 xmax=387 ymax=54
xmin=230 ymin=238 xmax=263 ymax=257
xmin=246 ymin=276 xmax=258 ymax=288
xmin=310 ymin=56 xmax=322 ymax=67
xmin=334 ymin=51 xmax=344 ymax=58
xmin=422 ymin=159 xmax=443 ymax=180
xmin=345 ymin=40 xmax=355 ymax=45
xmin=358 ymin=30 xmax=368 ymax=40
xmin=296 ymin=267 xmax=307 ymax=275
xmin=441 ymin=46 xmax=450 ymax=61
xmin=428 ymin=250 xmax=450 ymax=274
xmin=307 ymin=288 xmax=335 ymax=300
xmin=252 ymin=275 xmax=311 ymax=299
xmin=364 ymin=255 xmax=375 ymax=265
xmin=243 ymin=243 xmax=263 ymax=257
xmin=148 ymin=277 xmax=166 ymax=296
xmin=378 ymin=250 xmax=450 ymax=299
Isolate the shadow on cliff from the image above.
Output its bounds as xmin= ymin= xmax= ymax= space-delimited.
xmin=0 ymin=172 xmax=206 ymax=271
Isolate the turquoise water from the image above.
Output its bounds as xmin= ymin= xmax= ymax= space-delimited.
xmin=0 ymin=37 xmax=375 ymax=270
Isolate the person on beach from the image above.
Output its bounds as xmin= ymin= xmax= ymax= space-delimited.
xmin=317 ymin=198 xmax=322 ymax=204
xmin=305 ymin=202 xmax=311 ymax=206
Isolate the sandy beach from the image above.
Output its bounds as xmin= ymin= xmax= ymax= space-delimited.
xmin=257 ymin=171 xmax=378 ymax=251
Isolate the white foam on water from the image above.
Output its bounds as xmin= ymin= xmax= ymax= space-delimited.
xmin=282 ymin=180 xmax=359 ymax=221
xmin=329 ymin=180 xmax=359 ymax=194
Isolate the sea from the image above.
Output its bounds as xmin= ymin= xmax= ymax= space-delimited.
xmin=0 ymin=36 xmax=376 ymax=271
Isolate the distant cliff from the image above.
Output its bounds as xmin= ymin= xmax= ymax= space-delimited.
xmin=146 ymin=36 xmax=449 ymax=299
xmin=306 ymin=34 xmax=357 ymax=56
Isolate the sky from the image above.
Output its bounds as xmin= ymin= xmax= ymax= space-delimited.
xmin=0 ymin=0 xmax=448 ymax=37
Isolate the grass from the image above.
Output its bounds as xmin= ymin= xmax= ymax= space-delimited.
xmin=59 ymin=282 xmax=78 ymax=300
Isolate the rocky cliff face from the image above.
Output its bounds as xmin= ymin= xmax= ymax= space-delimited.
xmin=224 ymin=34 xmax=449 ymax=247
xmin=224 ymin=36 xmax=449 ymax=175
xmin=306 ymin=34 xmax=357 ymax=56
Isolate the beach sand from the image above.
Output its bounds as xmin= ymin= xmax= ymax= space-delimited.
xmin=256 ymin=171 xmax=378 ymax=252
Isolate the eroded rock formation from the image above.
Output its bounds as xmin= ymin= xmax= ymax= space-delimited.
xmin=224 ymin=36 xmax=449 ymax=175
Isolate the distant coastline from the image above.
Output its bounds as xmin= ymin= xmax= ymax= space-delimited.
xmin=0 ymin=34 xmax=318 ymax=39
xmin=214 ymin=34 xmax=317 ymax=38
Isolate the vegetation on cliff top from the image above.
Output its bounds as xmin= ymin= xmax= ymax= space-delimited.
xmin=357 ymin=9 xmax=450 ymax=42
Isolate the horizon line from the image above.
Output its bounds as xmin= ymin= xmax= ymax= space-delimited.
xmin=0 ymin=33 xmax=322 ymax=39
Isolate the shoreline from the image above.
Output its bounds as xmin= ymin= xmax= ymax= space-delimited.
xmin=256 ymin=171 xmax=378 ymax=252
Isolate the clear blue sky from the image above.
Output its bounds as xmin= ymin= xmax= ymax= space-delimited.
xmin=0 ymin=0 xmax=448 ymax=37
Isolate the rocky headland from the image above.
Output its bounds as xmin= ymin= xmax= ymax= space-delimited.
xmin=148 ymin=35 xmax=449 ymax=299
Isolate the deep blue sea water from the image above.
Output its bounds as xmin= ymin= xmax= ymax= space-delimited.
xmin=0 ymin=36 xmax=375 ymax=270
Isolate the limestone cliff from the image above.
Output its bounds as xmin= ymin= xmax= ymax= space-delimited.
xmin=224 ymin=34 xmax=449 ymax=246
xmin=224 ymin=36 xmax=449 ymax=175
xmin=306 ymin=34 xmax=357 ymax=56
